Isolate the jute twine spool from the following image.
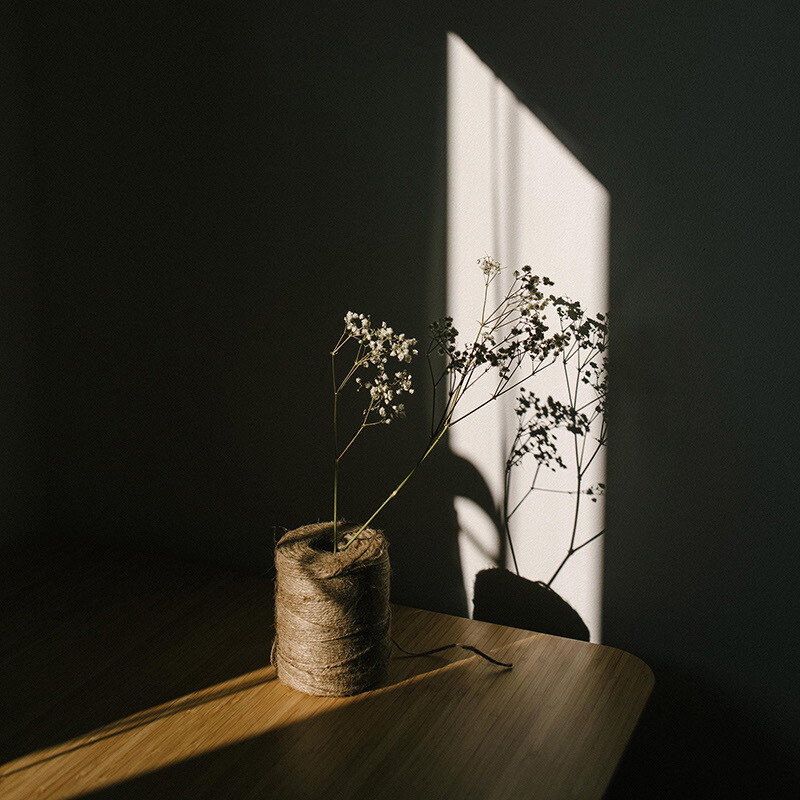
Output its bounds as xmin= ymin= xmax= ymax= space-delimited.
xmin=272 ymin=522 xmax=391 ymax=697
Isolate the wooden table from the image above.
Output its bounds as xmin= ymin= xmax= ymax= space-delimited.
xmin=0 ymin=544 xmax=653 ymax=799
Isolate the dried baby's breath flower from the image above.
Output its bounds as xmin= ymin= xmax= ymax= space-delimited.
xmin=478 ymin=255 xmax=501 ymax=277
xmin=427 ymin=259 xmax=568 ymax=431
xmin=330 ymin=311 xmax=418 ymax=549
xmin=341 ymin=312 xmax=417 ymax=424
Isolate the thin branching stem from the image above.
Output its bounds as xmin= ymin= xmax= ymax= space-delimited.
xmin=331 ymin=352 xmax=339 ymax=550
xmin=344 ymin=419 xmax=452 ymax=548
xmin=330 ymin=315 xmax=417 ymax=551
xmin=337 ymin=397 xmax=376 ymax=462
xmin=427 ymin=351 xmax=437 ymax=437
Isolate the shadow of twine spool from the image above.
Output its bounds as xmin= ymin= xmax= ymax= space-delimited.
xmin=272 ymin=522 xmax=391 ymax=696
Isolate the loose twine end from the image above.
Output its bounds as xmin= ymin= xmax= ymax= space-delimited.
xmin=391 ymin=638 xmax=513 ymax=669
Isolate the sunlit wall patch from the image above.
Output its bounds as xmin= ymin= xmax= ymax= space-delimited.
xmin=446 ymin=33 xmax=609 ymax=641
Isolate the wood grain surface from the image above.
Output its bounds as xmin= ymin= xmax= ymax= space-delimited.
xmin=0 ymin=544 xmax=653 ymax=799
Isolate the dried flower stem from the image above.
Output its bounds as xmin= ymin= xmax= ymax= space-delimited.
xmin=342 ymin=258 xmax=567 ymax=550
xmin=330 ymin=313 xmax=418 ymax=552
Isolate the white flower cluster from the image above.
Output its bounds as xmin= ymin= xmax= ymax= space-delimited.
xmin=478 ymin=255 xmax=501 ymax=278
xmin=345 ymin=312 xmax=417 ymax=424
xmin=344 ymin=312 xmax=416 ymax=363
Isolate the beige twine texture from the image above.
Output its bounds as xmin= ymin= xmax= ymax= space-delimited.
xmin=272 ymin=522 xmax=391 ymax=697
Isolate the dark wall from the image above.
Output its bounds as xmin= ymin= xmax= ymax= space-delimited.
xmin=8 ymin=1 xmax=800 ymax=796
xmin=17 ymin=3 xmax=470 ymax=612
xmin=1 ymin=2 xmax=45 ymax=548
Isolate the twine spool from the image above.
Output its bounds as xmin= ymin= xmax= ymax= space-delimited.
xmin=272 ymin=522 xmax=391 ymax=696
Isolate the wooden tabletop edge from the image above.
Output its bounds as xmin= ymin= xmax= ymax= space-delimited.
xmin=391 ymin=602 xmax=655 ymax=690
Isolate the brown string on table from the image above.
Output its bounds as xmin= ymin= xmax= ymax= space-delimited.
xmin=392 ymin=638 xmax=513 ymax=668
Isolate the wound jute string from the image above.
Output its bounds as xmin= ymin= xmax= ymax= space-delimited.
xmin=272 ymin=522 xmax=512 ymax=698
xmin=272 ymin=522 xmax=391 ymax=697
